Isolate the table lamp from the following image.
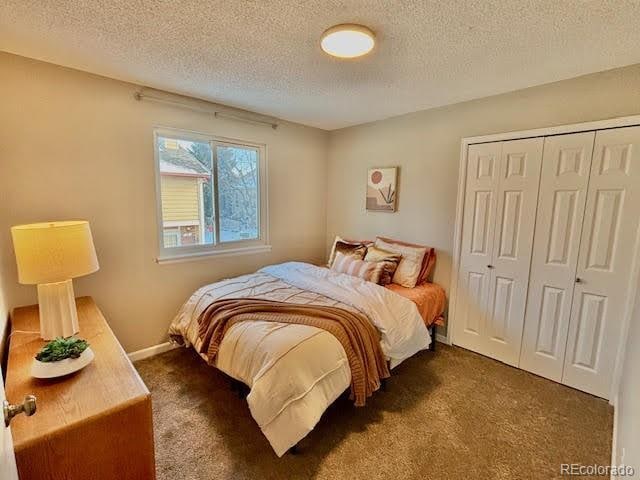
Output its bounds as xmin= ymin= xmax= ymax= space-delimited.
xmin=11 ymin=221 xmax=99 ymax=340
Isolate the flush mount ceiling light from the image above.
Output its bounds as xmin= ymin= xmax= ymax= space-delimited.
xmin=320 ymin=24 xmax=375 ymax=59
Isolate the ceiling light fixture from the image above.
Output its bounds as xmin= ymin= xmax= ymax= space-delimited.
xmin=320 ymin=24 xmax=375 ymax=59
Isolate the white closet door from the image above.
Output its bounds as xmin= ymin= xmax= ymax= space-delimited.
xmin=454 ymin=142 xmax=501 ymax=354
xmin=562 ymin=126 xmax=640 ymax=399
xmin=519 ymin=132 xmax=595 ymax=380
xmin=484 ymin=137 xmax=544 ymax=365
xmin=455 ymin=139 xmax=543 ymax=365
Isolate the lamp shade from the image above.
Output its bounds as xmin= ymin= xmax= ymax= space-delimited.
xmin=11 ymin=221 xmax=99 ymax=285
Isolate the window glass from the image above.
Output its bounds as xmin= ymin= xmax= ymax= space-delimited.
xmin=155 ymin=133 xmax=264 ymax=255
xmin=157 ymin=136 xmax=213 ymax=248
xmin=216 ymin=145 xmax=259 ymax=242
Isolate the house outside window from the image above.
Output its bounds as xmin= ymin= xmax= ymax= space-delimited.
xmin=154 ymin=129 xmax=269 ymax=262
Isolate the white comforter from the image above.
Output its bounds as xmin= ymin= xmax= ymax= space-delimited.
xmin=169 ymin=262 xmax=430 ymax=456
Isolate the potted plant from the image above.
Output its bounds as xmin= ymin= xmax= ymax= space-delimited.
xmin=31 ymin=337 xmax=94 ymax=378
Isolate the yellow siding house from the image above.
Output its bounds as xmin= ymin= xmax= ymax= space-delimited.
xmin=158 ymin=140 xmax=210 ymax=247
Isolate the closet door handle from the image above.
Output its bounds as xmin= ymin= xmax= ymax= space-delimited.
xmin=575 ymin=277 xmax=582 ymax=284
xmin=487 ymin=265 xmax=494 ymax=269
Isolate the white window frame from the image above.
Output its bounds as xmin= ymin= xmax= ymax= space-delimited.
xmin=154 ymin=127 xmax=270 ymax=263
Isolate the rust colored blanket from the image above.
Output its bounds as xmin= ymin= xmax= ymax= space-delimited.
xmin=385 ymin=282 xmax=447 ymax=327
xmin=197 ymin=298 xmax=390 ymax=406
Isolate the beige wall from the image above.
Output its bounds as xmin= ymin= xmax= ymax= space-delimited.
xmin=3 ymin=50 xmax=640 ymax=353
xmin=327 ymin=64 xmax=640 ymax=335
xmin=0 ymin=52 xmax=328 ymax=352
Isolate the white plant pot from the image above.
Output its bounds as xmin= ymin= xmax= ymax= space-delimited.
xmin=31 ymin=347 xmax=95 ymax=379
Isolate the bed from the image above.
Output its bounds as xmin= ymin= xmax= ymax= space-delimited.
xmin=169 ymin=261 xmax=446 ymax=456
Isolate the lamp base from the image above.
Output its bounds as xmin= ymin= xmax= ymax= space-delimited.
xmin=37 ymin=279 xmax=79 ymax=340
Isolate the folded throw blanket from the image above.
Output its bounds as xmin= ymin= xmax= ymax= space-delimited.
xmin=197 ymin=298 xmax=390 ymax=406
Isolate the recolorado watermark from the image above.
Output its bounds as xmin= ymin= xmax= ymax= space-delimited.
xmin=560 ymin=463 xmax=635 ymax=476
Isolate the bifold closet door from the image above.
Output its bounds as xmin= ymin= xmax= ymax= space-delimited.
xmin=454 ymin=142 xmax=501 ymax=355
xmin=519 ymin=132 xmax=595 ymax=381
xmin=455 ymin=138 xmax=543 ymax=365
xmin=484 ymin=138 xmax=543 ymax=365
xmin=562 ymin=126 xmax=640 ymax=399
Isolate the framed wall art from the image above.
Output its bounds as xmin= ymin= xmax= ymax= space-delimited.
xmin=366 ymin=167 xmax=397 ymax=212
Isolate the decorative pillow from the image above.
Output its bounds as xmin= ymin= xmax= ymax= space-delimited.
xmin=331 ymin=252 xmax=384 ymax=284
xmin=376 ymin=236 xmax=436 ymax=283
xmin=364 ymin=246 xmax=402 ymax=286
xmin=422 ymin=251 xmax=437 ymax=282
xmin=326 ymin=236 xmax=370 ymax=266
xmin=374 ymin=238 xmax=427 ymax=288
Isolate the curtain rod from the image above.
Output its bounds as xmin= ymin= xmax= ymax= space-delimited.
xmin=134 ymin=90 xmax=279 ymax=130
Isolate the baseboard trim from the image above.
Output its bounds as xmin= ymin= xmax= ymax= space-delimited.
xmin=435 ymin=333 xmax=450 ymax=345
xmin=611 ymin=394 xmax=619 ymax=479
xmin=128 ymin=341 xmax=177 ymax=362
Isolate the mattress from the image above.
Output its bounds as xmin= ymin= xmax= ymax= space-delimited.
xmin=385 ymin=282 xmax=446 ymax=327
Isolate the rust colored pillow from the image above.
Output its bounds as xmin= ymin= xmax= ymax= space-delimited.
xmin=422 ymin=250 xmax=437 ymax=282
xmin=376 ymin=236 xmax=436 ymax=283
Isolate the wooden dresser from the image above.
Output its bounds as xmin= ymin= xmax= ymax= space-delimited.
xmin=5 ymin=296 xmax=156 ymax=480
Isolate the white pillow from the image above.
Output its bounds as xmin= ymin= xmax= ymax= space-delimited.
xmin=374 ymin=238 xmax=427 ymax=288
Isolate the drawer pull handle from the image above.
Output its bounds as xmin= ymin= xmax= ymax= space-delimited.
xmin=3 ymin=394 xmax=37 ymax=427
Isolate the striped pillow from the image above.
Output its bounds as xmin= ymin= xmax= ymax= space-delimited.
xmin=331 ymin=252 xmax=385 ymax=284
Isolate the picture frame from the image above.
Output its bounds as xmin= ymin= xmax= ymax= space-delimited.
xmin=366 ymin=167 xmax=398 ymax=212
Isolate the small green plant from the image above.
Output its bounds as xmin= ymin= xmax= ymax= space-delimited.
xmin=35 ymin=337 xmax=89 ymax=362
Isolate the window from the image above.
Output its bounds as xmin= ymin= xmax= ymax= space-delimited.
xmin=154 ymin=129 xmax=269 ymax=262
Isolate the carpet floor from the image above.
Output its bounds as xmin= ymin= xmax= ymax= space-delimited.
xmin=135 ymin=344 xmax=613 ymax=480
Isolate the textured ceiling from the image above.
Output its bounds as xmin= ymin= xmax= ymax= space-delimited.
xmin=2 ymin=1 xmax=640 ymax=130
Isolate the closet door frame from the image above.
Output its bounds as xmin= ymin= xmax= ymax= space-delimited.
xmin=449 ymin=114 xmax=640 ymax=402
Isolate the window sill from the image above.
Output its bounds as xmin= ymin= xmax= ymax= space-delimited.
xmin=156 ymin=244 xmax=272 ymax=265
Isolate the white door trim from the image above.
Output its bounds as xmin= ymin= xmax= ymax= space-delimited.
xmin=461 ymin=114 xmax=640 ymax=145
xmin=609 ymin=218 xmax=640 ymax=404
xmin=449 ymin=113 xmax=640 ymax=401
xmin=0 ymin=364 xmax=18 ymax=479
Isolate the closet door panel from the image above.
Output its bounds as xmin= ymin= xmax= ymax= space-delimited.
xmin=519 ymin=132 xmax=595 ymax=380
xmin=562 ymin=126 xmax=640 ymax=399
xmin=454 ymin=142 xmax=501 ymax=354
xmin=484 ymin=137 xmax=544 ymax=366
